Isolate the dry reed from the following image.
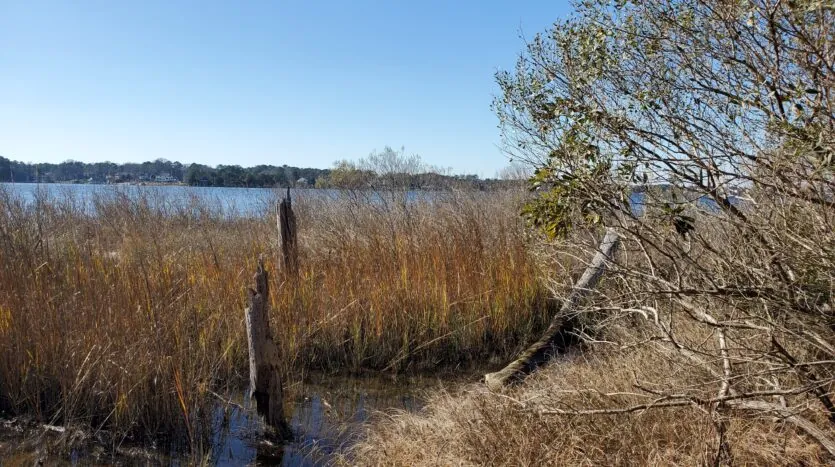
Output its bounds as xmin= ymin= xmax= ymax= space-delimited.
xmin=0 ymin=186 xmax=549 ymax=447
xmin=350 ymin=345 xmax=828 ymax=466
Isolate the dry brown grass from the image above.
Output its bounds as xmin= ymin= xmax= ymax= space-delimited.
xmin=350 ymin=343 xmax=828 ymax=466
xmin=0 ymin=186 xmax=549 ymax=447
xmin=350 ymin=193 xmax=835 ymax=466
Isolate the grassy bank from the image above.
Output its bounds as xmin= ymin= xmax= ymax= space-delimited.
xmin=350 ymin=345 xmax=829 ymax=466
xmin=0 ymin=186 xmax=551 ymax=447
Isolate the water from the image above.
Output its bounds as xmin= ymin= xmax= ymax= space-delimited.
xmin=0 ymin=183 xmax=440 ymax=217
xmin=211 ymin=374 xmax=433 ymax=466
xmin=0 ymin=183 xmax=282 ymax=216
xmin=0 ymin=373 xmax=456 ymax=466
xmin=629 ymin=190 xmax=745 ymax=216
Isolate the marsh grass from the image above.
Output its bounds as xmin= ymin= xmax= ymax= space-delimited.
xmin=350 ymin=345 xmax=828 ymax=466
xmin=0 ymin=185 xmax=549 ymax=447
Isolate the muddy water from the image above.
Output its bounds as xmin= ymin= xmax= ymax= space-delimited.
xmin=0 ymin=373 xmax=463 ymax=466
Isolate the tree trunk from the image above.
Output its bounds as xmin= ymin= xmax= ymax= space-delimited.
xmin=277 ymin=188 xmax=298 ymax=276
xmin=485 ymin=228 xmax=620 ymax=390
xmin=244 ymin=259 xmax=292 ymax=439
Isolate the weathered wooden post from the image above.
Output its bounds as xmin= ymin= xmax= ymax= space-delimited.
xmin=485 ymin=228 xmax=620 ymax=390
xmin=244 ymin=258 xmax=292 ymax=439
xmin=276 ymin=188 xmax=298 ymax=276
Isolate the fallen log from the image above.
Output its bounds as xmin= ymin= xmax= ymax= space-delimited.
xmin=485 ymin=228 xmax=620 ymax=390
xmin=244 ymin=258 xmax=292 ymax=439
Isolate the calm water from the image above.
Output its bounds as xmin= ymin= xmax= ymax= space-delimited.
xmin=0 ymin=373 xmax=457 ymax=466
xmin=0 ymin=182 xmax=284 ymax=216
xmin=0 ymin=183 xmax=440 ymax=217
xmin=210 ymin=374 xmax=437 ymax=466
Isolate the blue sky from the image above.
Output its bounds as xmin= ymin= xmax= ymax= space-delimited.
xmin=0 ymin=1 xmax=572 ymax=176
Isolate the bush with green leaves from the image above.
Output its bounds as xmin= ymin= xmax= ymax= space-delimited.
xmin=496 ymin=0 xmax=834 ymax=460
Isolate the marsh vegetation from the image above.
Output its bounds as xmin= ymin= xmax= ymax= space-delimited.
xmin=0 ymin=184 xmax=551 ymax=455
xmin=2 ymin=0 xmax=834 ymax=465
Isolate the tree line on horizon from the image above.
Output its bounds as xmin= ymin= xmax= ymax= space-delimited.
xmin=0 ymin=153 xmax=518 ymax=190
xmin=0 ymin=155 xmax=329 ymax=187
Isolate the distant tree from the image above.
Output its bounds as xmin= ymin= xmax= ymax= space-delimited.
xmin=54 ymin=160 xmax=85 ymax=181
xmin=326 ymin=160 xmax=374 ymax=189
xmin=498 ymin=161 xmax=533 ymax=182
xmin=0 ymin=157 xmax=10 ymax=182
xmin=184 ymin=164 xmax=206 ymax=185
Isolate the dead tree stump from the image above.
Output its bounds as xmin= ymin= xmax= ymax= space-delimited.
xmin=485 ymin=228 xmax=620 ymax=390
xmin=244 ymin=259 xmax=292 ymax=439
xmin=277 ymin=188 xmax=298 ymax=276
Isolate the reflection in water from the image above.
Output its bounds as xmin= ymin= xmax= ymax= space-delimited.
xmin=0 ymin=374 xmax=444 ymax=466
xmin=209 ymin=374 xmax=430 ymax=466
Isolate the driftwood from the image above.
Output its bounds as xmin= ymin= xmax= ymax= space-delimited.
xmin=276 ymin=188 xmax=298 ymax=276
xmin=244 ymin=259 xmax=292 ymax=439
xmin=485 ymin=228 xmax=620 ymax=390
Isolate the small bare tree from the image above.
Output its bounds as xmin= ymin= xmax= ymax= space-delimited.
xmin=496 ymin=0 xmax=834 ymax=460
xmin=498 ymin=161 xmax=535 ymax=183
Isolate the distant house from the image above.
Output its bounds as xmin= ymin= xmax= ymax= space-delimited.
xmin=296 ymin=177 xmax=309 ymax=187
xmin=155 ymin=173 xmax=178 ymax=183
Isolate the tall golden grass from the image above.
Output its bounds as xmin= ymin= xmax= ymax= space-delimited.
xmin=0 ymin=186 xmax=550 ymax=446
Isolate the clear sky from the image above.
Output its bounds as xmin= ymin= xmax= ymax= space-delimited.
xmin=0 ymin=1 xmax=572 ymax=176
